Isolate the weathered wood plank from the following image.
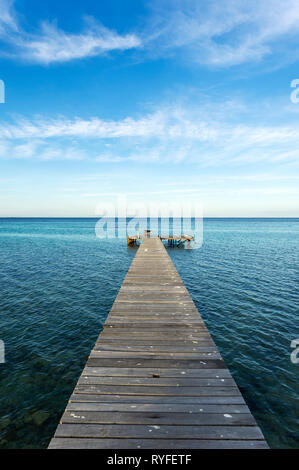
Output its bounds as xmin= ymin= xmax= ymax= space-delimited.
xmin=54 ymin=423 xmax=265 ymax=440
xmin=93 ymin=345 xmax=217 ymax=353
xmin=78 ymin=376 xmax=236 ymax=386
xmin=95 ymin=339 xmax=216 ymax=347
xmin=62 ymin=411 xmax=256 ymax=426
xmin=49 ymin=438 xmax=269 ymax=449
xmin=69 ymin=394 xmax=247 ymax=404
xmin=102 ymin=320 xmax=205 ymax=325
xmin=86 ymin=358 xmax=226 ymax=369
xmin=90 ymin=351 xmax=221 ymax=359
xmin=81 ymin=367 xmax=231 ymax=378
xmin=75 ymin=384 xmax=241 ymax=396
xmin=66 ymin=402 xmax=251 ymax=414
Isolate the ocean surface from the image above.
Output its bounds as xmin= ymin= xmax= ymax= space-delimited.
xmin=0 ymin=218 xmax=298 ymax=448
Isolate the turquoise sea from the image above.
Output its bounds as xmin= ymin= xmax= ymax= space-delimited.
xmin=0 ymin=218 xmax=298 ymax=448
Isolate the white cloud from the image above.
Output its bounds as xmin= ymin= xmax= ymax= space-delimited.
xmin=1 ymin=0 xmax=299 ymax=67
xmin=144 ymin=0 xmax=299 ymax=66
xmin=16 ymin=20 xmax=141 ymax=64
xmin=0 ymin=102 xmax=299 ymax=166
xmin=0 ymin=0 xmax=17 ymax=33
xmin=0 ymin=109 xmax=221 ymax=140
xmin=0 ymin=1 xmax=141 ymax=64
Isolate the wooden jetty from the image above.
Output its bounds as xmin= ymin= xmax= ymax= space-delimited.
xmin=127 ymin=233 xmax=194 ymax=247
xmin=49 ymin=237 xmax=268 ymax=449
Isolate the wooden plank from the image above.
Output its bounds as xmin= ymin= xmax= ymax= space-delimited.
xmin=69 ymin=394 xmax=247 ymax=404
xmin=86 ymin=358 xmax=226 ymax=368
xmin=66 ymin=403 xmax=251 ymax=413
xmin=90 ymin=351 xmax=221 ymax=359
xmin=81 ymin=367 xmax=231 ymax=378
xmin=110 ymin=305 xmax=198 ymax=312
xmin=93 ymin=345 xmax=217 ymax=353
xmin=107 ymin=315 xmax=202 ymax=320
xmin=54 ymin=423 xmax=265 ymax=440
xmin=61 ymin=411 xmax=256 ymax=426
xmin=78 ymin=376 xmax=236 ymax=386
xmin=74 ymin=385 xmax=241 ymax=396
xmin=95 ymin=340 xmax=216 ymax=347
xmin=49 ymin=438 xmax=269 ymax=449
xmin=48 ymin=237 xmax=268 ymax=449
xmin=104 ymin=321 xmax=205 ymax=327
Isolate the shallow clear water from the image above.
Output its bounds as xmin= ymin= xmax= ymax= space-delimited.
xmin=0 ymin=218 xmax=298 ymax=448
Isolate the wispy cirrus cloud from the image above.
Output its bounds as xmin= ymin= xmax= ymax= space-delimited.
xmin=2 ymin=0 xmax=299 ymax=68
xmin=17 ymin=21 xmax=141 ymax=64
xmin=0 ymin=0 xmax=141 ymax=64
xmin=144 ymin=0 xmax=299 ymax=66
xmin=0 ymin=0 xmax=17 ymax=32
xmin=0 ymin=101 xmax=299 ymax=166
xmin=0 ymin=110 xmax=222 ymax=146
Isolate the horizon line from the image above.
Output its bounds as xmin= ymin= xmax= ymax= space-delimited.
xmin=1 ymin=216 xmax=299 ymax=220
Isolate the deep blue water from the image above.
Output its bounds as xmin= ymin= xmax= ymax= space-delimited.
xmin=0 ymin=218 xmax=298 ymax=448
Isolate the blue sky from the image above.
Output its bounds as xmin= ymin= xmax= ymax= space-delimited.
xmin=0 ymin=0 xmax=299 ymax=217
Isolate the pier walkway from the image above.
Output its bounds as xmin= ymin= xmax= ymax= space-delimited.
xmin=49 ymin=237 xmax=268 ymax=449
